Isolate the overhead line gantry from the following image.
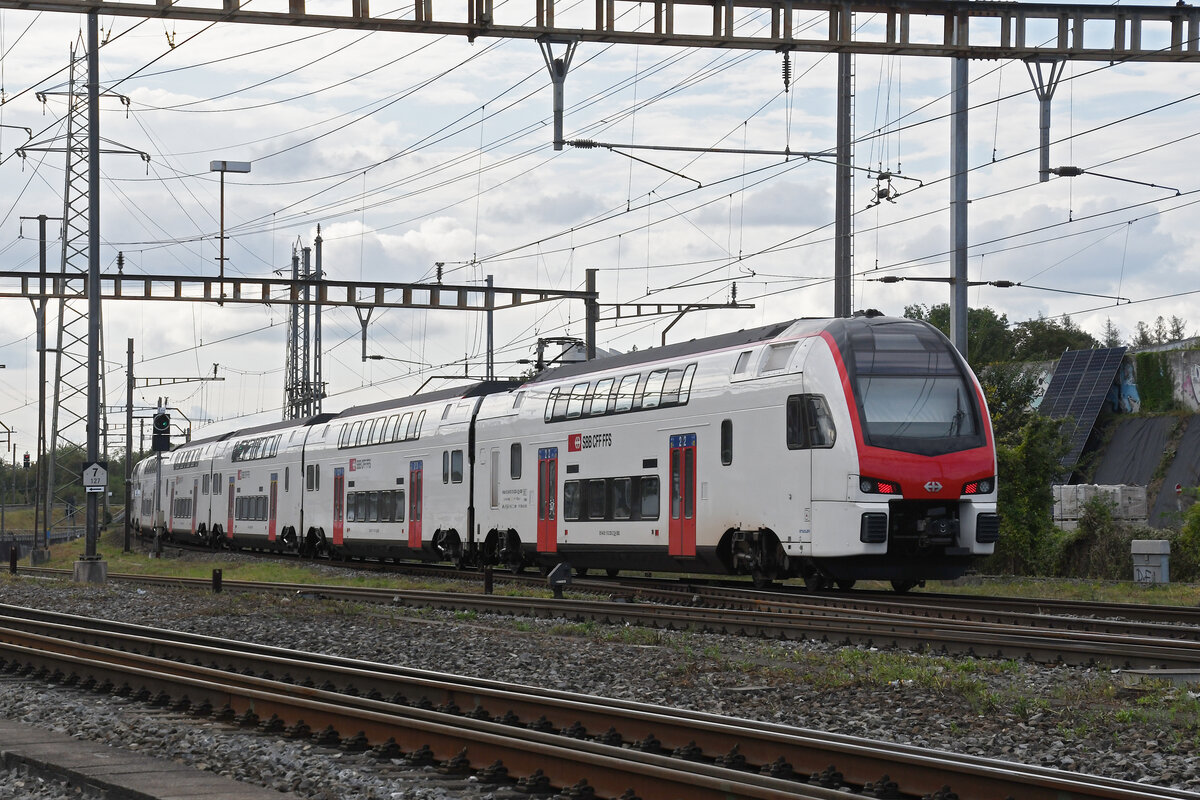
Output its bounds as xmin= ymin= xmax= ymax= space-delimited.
xmin=0 ymin=0 xmax=1196 ymax=61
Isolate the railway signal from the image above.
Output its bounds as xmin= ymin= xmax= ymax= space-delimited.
xmin=22 ymin=452 xmax=29 ymax=469
xmin=152 ymin=412 xmax=171 ymax=452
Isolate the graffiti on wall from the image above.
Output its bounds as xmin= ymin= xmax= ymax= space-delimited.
xmin=1108 ymin=361 xmax=1141 ymax=413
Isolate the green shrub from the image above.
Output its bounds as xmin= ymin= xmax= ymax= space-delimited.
xmin=1134 ymin=352 xmax=1176 ymax=412
xmin=986 ymin=415 xmax=1069 ymax=575
xmin=1054 ymin=496 xmax=1132 ymax=579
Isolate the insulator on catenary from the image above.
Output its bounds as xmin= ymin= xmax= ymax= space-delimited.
xmin=781 ymin=52 xmax=792 ymax=92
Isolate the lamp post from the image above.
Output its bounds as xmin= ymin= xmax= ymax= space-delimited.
xmin=209 ymin=160 xmax=252 ymax=304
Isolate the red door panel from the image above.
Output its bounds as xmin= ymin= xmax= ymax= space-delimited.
xmin=669 ymin=433 xmax=697 ymax=557
xmin=408 ymin=461 xmax=423 ymax=548
xmin=226 ymin=475 xmax=235 ymax=539
xmin=268 ymin=472 xmax=279 ymax=542
xmin=333 ymin=467 xmax=345 ymax=546
xmin=537 ymin=448 xmax=558 ymax=552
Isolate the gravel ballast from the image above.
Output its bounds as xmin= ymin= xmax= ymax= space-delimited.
xmin=1 ymin=570 xmax=1197 ymax=800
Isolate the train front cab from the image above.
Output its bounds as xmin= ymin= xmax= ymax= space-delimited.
xmin=807 ymin=317 xmax=999 ymax=590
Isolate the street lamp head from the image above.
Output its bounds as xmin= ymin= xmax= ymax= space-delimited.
xmin=210 ymin=160 xmax=252 ymax=174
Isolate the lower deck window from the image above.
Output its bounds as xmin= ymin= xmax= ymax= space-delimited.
xmin=563 ymin=475 xmax=659 ymax=521
xmin=346 ymin=489 xmax=406 ymax=523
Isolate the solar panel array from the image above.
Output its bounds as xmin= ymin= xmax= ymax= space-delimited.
xmin=1038 ymin=347 xmax=1127 ymax=476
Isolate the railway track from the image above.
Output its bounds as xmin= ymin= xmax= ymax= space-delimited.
xmin=0 ymin=602 xmax=1195 ymax=800
xmin=16 ymin=566 xmax=1200 ymax=669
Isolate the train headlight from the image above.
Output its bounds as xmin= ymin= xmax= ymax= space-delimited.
xmin=962 ymin=477 xmax=995 ymax=495
xmin=860 ymin=477 xmax=901 ymax=495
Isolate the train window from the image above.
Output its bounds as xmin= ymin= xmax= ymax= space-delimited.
xmin=642 ymin=370 xmax=667 ymax=409
xmin=639 ymin=476 xmax=660 ymax=519
xmin=374 ymin=418 xmax=389 ymax=445
xmin=566 ymin=382 xmax=590 ymax=419
xmin=733 ymin=350 xmax=753 ymax=373
xmin=346 ymin=495 xmax=357 ymax=522
xmin=553 ymin=388 xmax=571 ymax=420
xmin=442 ymin=404 xmax=452 ymax=420
xmin=414 ymin=410 xmax=426 ymax=439
xmin=306 ymin=465 xmax=314 ymax=491
xmin=348 ymin=421 xmax=363 ymax=448
xmin=513 ymin=391 xmax=525 ymax=409
xmin=562 ymin=481 xmax=581 ymax=521
xmin=660 ymin=369 xmax=682 ymax=405
xmin=442 ymin=451 xmax=450 ymax=484
xmin=721 ymin=420 xmax=733 ymax=465
xmin=339 ymin=425 xmax=349 ymax=448
xmin=314 ymin=465 xmax=320 ymax=492
xmin=589 ymin=378 xmax=614 ymax=415
xmin=544 ymin=389 xmax=559 ymax=422
xmin=684 ymin=449 xmax=695 ymax=519
xmin=451 ymin=450 xmax=464 ymax=484
xmin=807 ymin=396 xmax=836 ymax=447
xmin=786 ymin=397 xmax=805 ymax=448
xmin=679 ymin=364 xmax=697 ymax=403
xmin=585 ymin=479 xmax=605 ymax=519
xmin=361 ymin=419 xmax=377 ymax=446
xmin=396 ymin=490 xmax=406 ymax=522
xmin=787 ymin=394 xmax=837 ymax=449
xmin=510 ymin=443 xmax=522 ymax=480
xmin=203 ymin=474 xmax=211 ymax=495
xmin=368 ymin=492 xmax=380 ymax=522
xmin=395 ymin=412 xmax=411 ymax=442
xmin=613 ymin=374 xmax=639 ymax=413
xmin=379 ymin=491 xmax=393 ymax=522
xmin=763 ymin=342 xmax=796 ymax=372
xmin=610 ymin=478 xmax=632 ymax=519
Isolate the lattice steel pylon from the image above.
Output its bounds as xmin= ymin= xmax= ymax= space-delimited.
xmin=47 ymin=38 xmax=103 ymax=534
xmin=283 ymin=229 xmax=325 ymax=420
xmin=20 ymin=39 xmax=146 ymax=536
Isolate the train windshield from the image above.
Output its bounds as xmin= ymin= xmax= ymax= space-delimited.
xmin=847 ymin=323 xmax=986 ymax=456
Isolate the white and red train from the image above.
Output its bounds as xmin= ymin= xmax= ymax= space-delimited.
xmin=131 ymin=313 xmax=999 ymax=590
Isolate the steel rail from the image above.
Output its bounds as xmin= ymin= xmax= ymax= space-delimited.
xmin=661 ymin=584 xmax=1200 ymax=639
xmin=0 ymin=608 xmax=1195 ymax=800
xmin=14 ymin=568 xmax=1200 ymax=668
xmin=0 ymin=630 xmax=825 ymax=800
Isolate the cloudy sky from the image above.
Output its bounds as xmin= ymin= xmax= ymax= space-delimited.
xmin=0 ymin=2 xmax=1198 ymax=457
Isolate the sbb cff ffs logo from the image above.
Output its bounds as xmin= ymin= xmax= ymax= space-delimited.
xmin=152 ymin=411 xmax=171 ymax=452
xmin=568 ymin=432 xmax=612 ymax=452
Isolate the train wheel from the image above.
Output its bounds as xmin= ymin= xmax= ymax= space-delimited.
xmin=804 ymin=572 xmax=830 ymax=592
xmin=575 ymin=566 xmax=589 ymax=578
xmin=752 ymin=569 xmax=774 ymax=589
xmin=835 ymin=579 xmax=857 ymax=591
xmin=890 ymin=579 xmax=917 ymax=593
xmin=606 ymin=569 xmax=619 ymax=578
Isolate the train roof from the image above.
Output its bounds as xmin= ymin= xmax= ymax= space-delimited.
xmin=528 ymin=318 xmax=807 ymax=384
xmin=171 ymin=413 xmax=338 ymax=450
xmin=336 ymin=380 xmax=520 ymax=419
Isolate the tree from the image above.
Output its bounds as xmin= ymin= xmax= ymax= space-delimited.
xmin=1154 ymin=315 xmax=1168 ymax=344
xmin=1101 ymin=318 xmax=1122 ymax=348
xmin=1169 ymin=315 xmax=1188 ymax=341
xmin=1133 ymin=320 xmax=1154 ymax=347
xmin=977 ymin=363 xmax=1071 ymax=575
xmin=1011 ymin=314 xmax=1098 ymax=361
xmin=903 ymin=303 xmax=1015 ymax=368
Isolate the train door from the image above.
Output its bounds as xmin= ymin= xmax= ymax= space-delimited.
xmin=268 ymin=472 xmax=279 ymax=542
xmin=168 ymin=481 xmax=176 ymax=537
xmin=226 ymin=475 xmax=235 ymax=540
xmin=669 ymin=433 xmax=697 ymax=557
xmin=191 ymin=478 xmax=198 ymax=537
xmin=408 ymin=461 xmax=423 ymax=548
xmin=537 ymin=447 xmax=557 ymax=552
xmin=333 ymin=467 xmax=345 ymax=546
